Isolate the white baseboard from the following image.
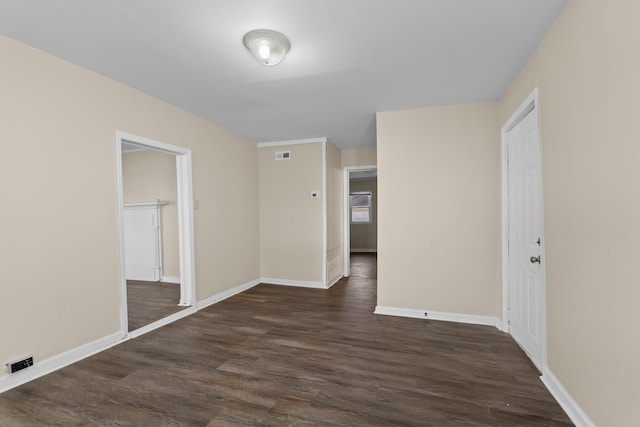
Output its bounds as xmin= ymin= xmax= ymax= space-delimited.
xmin=261 ymin=277 xmax=327 ymax=289
xmin=196 ymin=279 xmax=261 ymax=310
xmin=0 ymin=278 xmax=263 ymax=395
xmin=493 ymin=317 xmax=504 ymax=331
xmin=0 ymin=331 xmax=124 ymax=394
xmin=160 ymin=276 xmax=181 ymax=284
xmin=374 ymin=306 xmax=502 ymax=330
xmin=128 ymin=307 xmax=196 ymax=339
xmin=350 ymin=249 xmax=377 ymax=253
xmin=327 ymin=275 xmax=343 ymax=289
xmin=541 ymin=368 xmax=596 ymax=427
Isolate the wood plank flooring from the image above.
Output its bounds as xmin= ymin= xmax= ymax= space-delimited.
xmin=127 ymin=280 xmax=186 ymax=331
xmin=0 ymin=254 xmax=572 ymax=426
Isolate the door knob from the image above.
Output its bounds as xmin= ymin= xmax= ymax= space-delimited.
xmin=530 ymin=256 xmax=541 ymax=264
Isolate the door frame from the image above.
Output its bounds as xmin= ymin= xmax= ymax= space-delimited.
xmin=343 ymin=165 xmax=377 ymax=276
xmin=115 ymin=131 xmax=197 ymax=338
xmin=501 ymin=87 xmax=547 ymax=371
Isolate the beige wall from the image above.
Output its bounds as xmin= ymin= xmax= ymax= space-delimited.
xmin=0 ymin=35 xmax=259 ymax=370
xmin=326 ymin=142 xmax=343 ymax=284
xmin=376 ymin=102 xmax=500 ymax=316
xmin=259 ymin=143 xmax=324 ymax=283
xmin=342 ymin=147 xmax=377 ymax=167
xmin=349 ymin=178 xmax=377 ymax=251
xmin=122 ymin=150 xmax=180 ymax=280
xmin=500 ymin=1 xmax=640 ymax=424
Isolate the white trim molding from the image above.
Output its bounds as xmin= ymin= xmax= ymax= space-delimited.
xmin=128 ymin=307 xmax=196 ymax=339
xmin=374 ymin=306 xmax=503 ymax=330
xmin=327 ymin=275 xmax=343 ymax=289
xmin=161 ymin=276 xmax=181 ymax=284
xmin=261 ymin=277 xmax=327 ymax=289
xmin=115 ymin=131 xmax=198 ymax=331
xmin=0 ymin=331 xmax=123 ymax=394
xmin=197 ymin=279 xmax=261 ymax=310
xmin=257 ymin=137 xmax=327 ymax=148
xmin=321 ymin=140 xmax=327 ymax=287
xmin=123 ymin=201 xmax=168 ymax=208
xmin=541 ymin=368 xmax=596 ymax=427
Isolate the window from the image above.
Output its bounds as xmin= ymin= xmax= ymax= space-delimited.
xmin=350 ymin=192 xmax=372 ymax=223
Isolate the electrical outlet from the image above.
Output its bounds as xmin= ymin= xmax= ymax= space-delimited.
xmin=6 ymin=356 xmax=33 ymax=374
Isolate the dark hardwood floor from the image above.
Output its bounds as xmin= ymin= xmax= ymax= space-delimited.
xmin=0 ymin=253 xmax=572 ymax=426
xmin=127 ymin=280 xmax=186 ymax=331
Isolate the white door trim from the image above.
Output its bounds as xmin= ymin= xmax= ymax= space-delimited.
xmin=322 ymin=140 xmax=328 ymax=286
xmin=501 ymin=88 xmax=547 ymax=371
xmin=115 ymin=131 xmax=197 ymax=336
xmin=343 ymin=165 xmax=377 ymax=276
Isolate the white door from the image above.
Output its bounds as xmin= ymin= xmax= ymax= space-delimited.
xmin=507 ymin=108 xmax=544 ymax=370
xmin=123 ymin=206 xmax=161 ymax=282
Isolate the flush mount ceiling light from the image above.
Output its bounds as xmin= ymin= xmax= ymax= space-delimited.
xmin=243 ymin=29 xmax=290 ymax=66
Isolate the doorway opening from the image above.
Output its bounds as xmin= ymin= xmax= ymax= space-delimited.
xmin=501 ymin=88 xmax=546 ymax=372
xmin=343 ymin=165 xmax=377 ymax=277
xmin=115 ymin=131 xmax=196 ymax=338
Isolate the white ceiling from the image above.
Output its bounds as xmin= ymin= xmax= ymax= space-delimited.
xmin=0 ymin=0 xmax=567 ymax=150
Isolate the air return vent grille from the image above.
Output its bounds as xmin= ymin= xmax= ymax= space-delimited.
xmin=7 ymin=355 xmax=33 ymax=374
xmin=275 ymin=151 xmax=291 ymax=160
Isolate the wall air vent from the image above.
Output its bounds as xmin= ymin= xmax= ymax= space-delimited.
xmin=275 ymin=151 xmax=291 ymax=160
xmin=7 ymin=355 xmax=33 ymax=374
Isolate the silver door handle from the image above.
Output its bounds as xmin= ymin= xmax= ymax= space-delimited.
xmin=530 ymin=256 xmax=541 ymax=264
